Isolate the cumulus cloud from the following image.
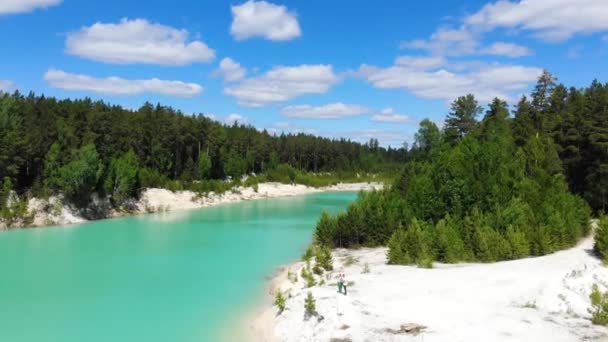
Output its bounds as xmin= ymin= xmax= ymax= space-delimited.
xmin=0 ymin=0 xmax=61 ymax=14
xmin=480 ymin=42 xmax=532 ymax=57
xmin=280 ymin=102 xmax=369 ymax=119
xmin=465 ymin=0 xmax=608 ymax=41
xmin=395 ymin=55 xmax=446 ymax=69
xmin=216 ymin=57 xmax=246 ymax=82
xmin=230 ymin=0 xmax=301 ymax=41
xmin=225 ymin=64 xmax=339 ymax=106
xmin=371 ymin=108 xmax=414 ymax=123
xmin=66 ymin=18 xmax=215 ymax=65
xmin=357 ymin=61 xmax=542 ymax=104
xmin=401 ymin=27 xmax=478 ymax=56
xmin=0 ymin=80 xmax=14 ymax=91
xmin=44 ymin=69 xmax=203 ymax=97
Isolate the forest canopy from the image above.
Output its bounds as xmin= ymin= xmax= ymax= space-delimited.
xmin=0 ymin=92 xmax=405 ymax=211
xmin=315 ymin=72 xmax=607 ymax=264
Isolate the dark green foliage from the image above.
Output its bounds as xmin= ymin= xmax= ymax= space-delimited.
xmin=315 ymin=211 xmax=337 ymax=247
xmin=387 ymin=219 xmax=431 ymax=266
xmin=0 ymin=96 xmax=24 ymax=182
xmin=304 ymin=292 xmax=316 ymax=317
xmin=316 ymin=245 xmax=333 ymax=271
xmin=594 ymin=216 xmax=608 ymax=262
xmin=104 ymin=150 xmax=140 ymax=207
xmin=0 ymin=91 xmax=404 ymax=218
xmin=197 ymin=153 xmax=212 ymax=179
xmin=316 ymin=83 xmax=593 ymax=264
xmin=0 ymin=177 xmax=28 ymax=224
xmin=56 ymin=144 xmax=103 ymax=207
xmin=444 ymin=94 xmax=481 ymax=144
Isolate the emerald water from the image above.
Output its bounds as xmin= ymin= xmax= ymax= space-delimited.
xmin=0 ymin=192 xmax=356 ymax=342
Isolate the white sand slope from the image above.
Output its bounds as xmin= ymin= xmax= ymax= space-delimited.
xmin=137 ymin=182 xmax=382 ymax=213
xmin=250 ymin=236 xmax=608 ymax=341
xmin=4 ymin=182 xmax=382 ymax=229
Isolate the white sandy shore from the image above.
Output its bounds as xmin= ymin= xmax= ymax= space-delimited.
xmin=2 ymin=182 xmax=382 ymax=229
xmin=137 ymin=182 xmax=382 ymax=214
xmin=249 ymin=235 xmax=608 ymax=341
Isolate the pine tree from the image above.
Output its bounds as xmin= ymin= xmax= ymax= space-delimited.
xmin=444 ymin=94 xmax=481 ymax=144
xmin=512 ymin=96 xmax=535 ymax=147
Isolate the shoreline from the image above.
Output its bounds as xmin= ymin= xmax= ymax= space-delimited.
xmin=249 ymin=235 xmax=608 ymax=341
xmin=1 ymin=182 xmax=383 ymax=230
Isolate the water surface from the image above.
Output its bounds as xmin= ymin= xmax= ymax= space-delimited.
xmin=0 ymin=192 xmax=356 ymax=342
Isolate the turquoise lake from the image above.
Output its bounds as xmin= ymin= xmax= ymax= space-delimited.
xmin=0 ymin=192 xmax=357 ymax=342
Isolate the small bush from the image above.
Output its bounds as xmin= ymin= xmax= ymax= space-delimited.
xmin=304 ymin=292 xmax=316 ymax=317
xmin=594 ymin=216 xmax=608 ymax=262
xmin=316 ymin=245 xmax=334 ymax=271
xmin=590 ymin=284 xmax=608 ymax=325
xmin=312 ymin=264 xmax=324 ymax=275
xmin=362 ymin=262 xmax=370 ymax=273
xmin=417 ymin=255 xmax=433 ymax=269
xmin=275 ymin=290 xmax=286 ymax=314
xmin=343 ymin=255 xmax=358 ymax=267
xmin=302 ymin=245 xmax=315 ymax=262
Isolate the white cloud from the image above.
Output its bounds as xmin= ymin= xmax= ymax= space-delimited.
xmin=0 ymin=80 xmax=14 ymax=91
xmin=224 ymin=64 xmax=339 ymax=106
xmin=465 ymin=0 xmax=608 ymax=41
xmin=43 ymin=69 xmax=203 ymax=97
xmin=329 ymin=129 xmax=409 ymax=148
xmin=230 ymin=0 xmax=301 ymax=41
xmin=401 ymin=27 xmax=478 ymax=56
xmin=66 ymin=18 xmax=215 ymax=65
xmin=371 ymin=108 xmax=414 ymax=123
xmin=480 ymin=42 xmax=532 ymax=57
xmin=225 ymin=113 xmax=248 ymax=124
xmin=280 ymin=103 xmax=369 ymax=119
xmin=216 ymin=57 xmax=246 ymax=82
xmin=0 ymin=0 xmax=60 ymax=14
xmin=395 ymin=55 xmax=446 ymax=69
xmin=267 ymin=122 xmax=318 ymax=135
xmin=357 ymin=62 xmax=542 ymax=104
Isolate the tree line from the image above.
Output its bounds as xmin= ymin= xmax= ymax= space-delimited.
xmin=0 ymin=92 xmax=405 ymax=212
xmin=315 ymin=71 xmax=606 ymax=265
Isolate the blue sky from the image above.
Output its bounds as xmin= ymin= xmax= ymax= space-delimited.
xmin=1 ymin=0 xmax=608 ymax=147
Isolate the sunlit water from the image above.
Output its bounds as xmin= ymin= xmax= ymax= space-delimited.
xmin=0 ymin=192 xmax=357 ymax=342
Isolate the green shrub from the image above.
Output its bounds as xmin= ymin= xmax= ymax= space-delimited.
xmin=590 ymin=284 xmax=608 ymax=325
xmin=594 ymin=216 xmax=608 ymax=262
xmin=304 ymin=292 xmax=316 ymax=317
xmin=316 ymin=245 xmax=334 ymax=271
xmin=312 ymin=264 xmax=323 ymax=276
xmin=274 ymin=290 xmax=286 ymax=314
xmin=302 ymin=245 xmax=315 ymax=262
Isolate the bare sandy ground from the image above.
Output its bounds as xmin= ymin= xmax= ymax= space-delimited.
xmin=8 ymin=182 xmax=381 ymax=229
xmin=137 ymin=182 xmax=382 ymax=213
xmin=248 ymin=235 xmax=608 ymax=342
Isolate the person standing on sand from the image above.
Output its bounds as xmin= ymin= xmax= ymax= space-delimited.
xmin=337 ymin=272 xmax=347 ymax=295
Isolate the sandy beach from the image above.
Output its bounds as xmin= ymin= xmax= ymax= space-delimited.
xmin=10 ymin=182 xmax=382 ymax=229
xmin=248 ymin=234 xmax=608 ymax=341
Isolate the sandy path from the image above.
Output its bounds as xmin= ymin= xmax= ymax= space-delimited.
xmin=250 ymin=235 xmax=608 ymax=341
